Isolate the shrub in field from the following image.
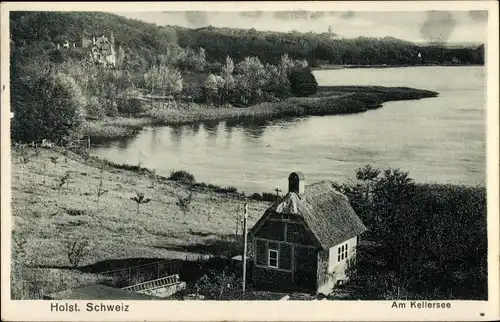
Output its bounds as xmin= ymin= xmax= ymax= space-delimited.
xmin=250 ymin=193 xmax=262 ymax=201
xmin=130 ymin=192 xmax=152 ymax=215
xmin=96 ymin=179 xmax=108 ymax=205
xmin=176 ymin=189 xmax=193 ymax=214
xmin=249 ymin=192 xmax=275 ymax=202
xmin=58 ymin=172 xmax=71 ymax=190
xmin=261 ymin=192 xmax=276 ymax=202
xmin=50 ymin=156 xmax=59 ymax=167
xmin=219 ymin=186 xmax=238 ymax=193
xmin=169 ymin=170 xmax=196 ymax=184
xmin=64 ymin=239 xmax=92 ymax=268
xmin=288 ymin=67 xmax=318 ymax=97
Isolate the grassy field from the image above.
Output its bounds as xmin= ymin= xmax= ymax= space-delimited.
xmin=10 ymin=146 xmax=269 ymax=299
xmin=84 ymin=86 xmax=438 ymax=143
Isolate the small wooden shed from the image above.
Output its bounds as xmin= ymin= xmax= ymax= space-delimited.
xmin=250 ymin=172 xmax=367 ymax=295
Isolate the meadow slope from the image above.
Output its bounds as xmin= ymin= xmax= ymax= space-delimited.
xmin=10 ymin=146 xmax=268 ymax=298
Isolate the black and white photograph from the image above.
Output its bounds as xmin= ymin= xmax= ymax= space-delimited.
xmin=1 ymin=1 xmax=499 ymax=321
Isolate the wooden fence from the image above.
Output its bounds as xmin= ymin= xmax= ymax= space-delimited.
xmin=122 ymin=274 xmax=180 ymax=293
xmin=61 ymin=136 xmax=91 ymax=151
xmin=98 ymin=259 xmax=182 ymax=288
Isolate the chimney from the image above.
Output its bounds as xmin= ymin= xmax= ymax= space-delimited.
xmin=288 ymin=172 xmax=305 ymax=194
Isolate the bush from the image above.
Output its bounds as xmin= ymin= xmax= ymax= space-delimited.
xmin=169 ymin=170 xmax=196 ymax=184
xmin=118 ymin=97 xmax=144 ymax=117
xmin=182 ymin=82 xmax=204 ymax=103
xmin=64 ymin=239 xmax=92 ymax=268
xmin=176 ymin=190 xmax=193 ymax=214
xmin=193 ymin=269 xmax=246 ymax=300
xmin=250 ymin=193 xmax=262 ymax=201
xmin=11 ymin=70 xmax=86 ymax=143
xmin=219 ymin=186 xmax=238 ymax=193
xmin=249 ymin=192 xmax=275 ymax=202
xmin=288 ymin=67 xmax=318 ymax=97
xmin=85 ymin=96 xmax=106 ymax=120
xmin=261 ymin=192 xmax=276 ymax=202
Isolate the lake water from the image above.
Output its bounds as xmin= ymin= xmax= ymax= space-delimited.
xmin=91 ymin=66 xmax=486 ymax=194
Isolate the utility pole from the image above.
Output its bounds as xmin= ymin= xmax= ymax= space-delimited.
xmin=242 ymin=202 xmax=248 ymax=293
xmin=275 ymin=187 xmax=282 ymax=205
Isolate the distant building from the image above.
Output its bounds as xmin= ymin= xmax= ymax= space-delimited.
xmin=90 ymin=34 xmax=116 ymax=67
xmin=250 ymin=172 xmax=367 ymax=295
xmin=81 ymin=38 xmax=92 ymax=48
xmin=52 ymin=39 xmax=73 ymax=50
xmin=327 ymin=25 xmax=338 ymax=39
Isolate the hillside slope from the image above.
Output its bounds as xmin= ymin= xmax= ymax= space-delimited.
xmin=11 ymin=146 xmax=268 ymax=298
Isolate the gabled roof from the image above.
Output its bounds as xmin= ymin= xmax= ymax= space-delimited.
xmin=94 ymin=37 xmax=113 ymax=55
xmin=251 ymin=181 xmax=367 ymax=249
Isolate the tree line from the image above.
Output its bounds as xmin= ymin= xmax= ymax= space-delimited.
xmin=11 ymin=11 xmax=484 ymax=72
xmin=335 ymin=165 xmax=487 ymax=300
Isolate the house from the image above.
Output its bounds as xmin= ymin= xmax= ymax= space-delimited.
xmin=81 ymin=38 xmax=93 ymax=48
xmin=90 ymin=35 xmax=116 ymax=67
xmin=249 ymin=172 xmax=367 ymax=295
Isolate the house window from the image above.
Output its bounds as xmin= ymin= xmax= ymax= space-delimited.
xmin=337 ymin=243 xmax=349 ymax=262
xmin=268 ymin=249 xmax=279 ymax=268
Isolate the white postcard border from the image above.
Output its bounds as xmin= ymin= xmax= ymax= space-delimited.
xmin=1 ymin=1 xmax=498 ymax=321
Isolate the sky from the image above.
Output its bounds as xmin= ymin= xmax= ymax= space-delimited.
xmin=115 ymin=10 xmax=488 ymax=44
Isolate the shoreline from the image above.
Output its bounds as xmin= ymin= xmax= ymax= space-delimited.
xmin=311 ymin=64 xmax=484 ymax=71
xmin=84 ymin=85 xmax=439 ymax=144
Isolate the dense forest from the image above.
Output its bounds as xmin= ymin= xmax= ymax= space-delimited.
xmin=11 ymin=11 xmax=484 ymax=71
xmin=177 ymin=26 xmax=484 ymax=66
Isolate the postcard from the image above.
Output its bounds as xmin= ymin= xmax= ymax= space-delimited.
xmin=1 ymin=1 xmax=499 ymax=321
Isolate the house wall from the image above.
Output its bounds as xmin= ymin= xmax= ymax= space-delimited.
xmin=255 ymin=213 xmax=316 ymax=245
xmin=252 ymin=212 xmax=318 ymax=292
xmin=252 ymin=266 xmax=294 ymax=290
xmin=328 ymin=236 xmax=358 ymax=274
xmin=106 ymin=47 xmax=117 ymax=67
xmin=316 ymin=236 xmax=358 ymax=295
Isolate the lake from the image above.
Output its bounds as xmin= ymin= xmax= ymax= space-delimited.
xmin=91 ymin=66 xmax=486 ymax=194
